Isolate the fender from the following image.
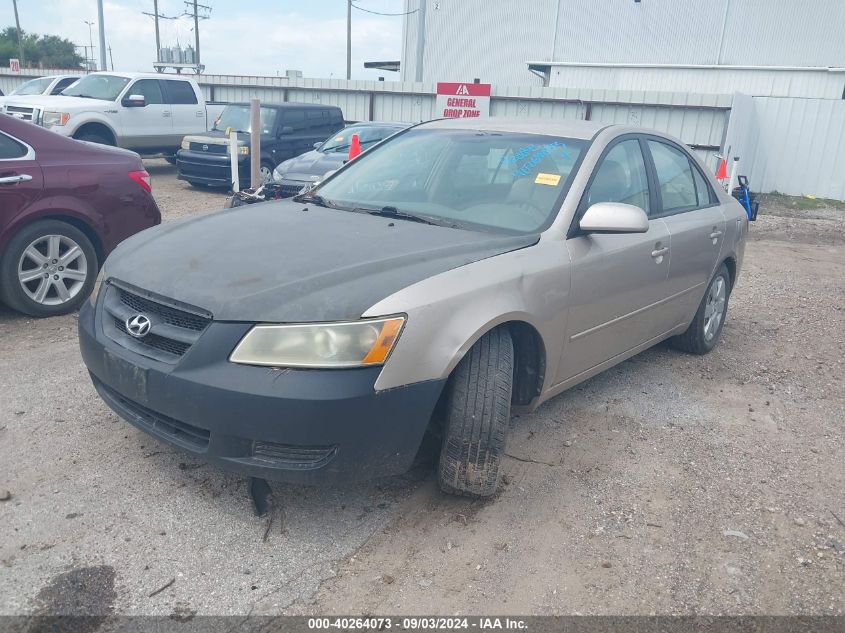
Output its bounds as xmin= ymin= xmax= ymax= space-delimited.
xmin=67 ymin=113 xmax=119 ymax=142
xmin=363 ymin=236 xmax=572 ymax=394
xmin=0 ymin=195 xmax=103 ymax=253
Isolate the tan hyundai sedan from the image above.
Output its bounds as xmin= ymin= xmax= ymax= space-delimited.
xmin=80 ymin=118 xmax=747 ymax=498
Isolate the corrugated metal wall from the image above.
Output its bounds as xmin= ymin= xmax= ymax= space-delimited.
xmin=402 ymin=0 xmax=845 ymax=93
xmin=737 ymin=97 xmax=845 ymax=200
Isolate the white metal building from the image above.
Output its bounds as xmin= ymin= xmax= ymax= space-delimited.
xmin=401 ymin=0 xmax=845 ymax=99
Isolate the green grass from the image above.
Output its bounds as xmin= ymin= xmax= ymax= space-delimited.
xmin=762 ymin=192 xmax=845 ymax=211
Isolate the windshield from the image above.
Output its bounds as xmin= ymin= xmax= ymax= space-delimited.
xmin=212 ymin=105 xmax=278 ymax=134
xmin=313 ymin=129 xmax=587 ymax=234
xmin=320 ymin=125 xmax=401 ymax=153
xmin=61 ymin=74 xmax=130 ymax=101
xmin=11 ymin=77 xmax=53 ymax=96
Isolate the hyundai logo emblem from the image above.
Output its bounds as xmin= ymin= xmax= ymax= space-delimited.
xmin=202 ymin=144 xmax=209 ymax=151
xmin=126 ymin=314 xmax=152 ymax=338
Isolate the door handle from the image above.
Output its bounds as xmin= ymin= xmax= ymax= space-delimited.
xmin=710 ymin=230 xmax=723 ymax=239
xmin=651 ymin=246 xmax=669 ymax=258
xmin=0 ymin=174 xmax=33 ymax=185
xmin=162 ymin=111 xmax=171 ymax=118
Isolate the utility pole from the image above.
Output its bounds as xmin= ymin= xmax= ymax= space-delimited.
xmin=415 ymin=0 xmax=426 ymax=82
xmin=193 ymin=0 xmax=200 ymax=66
xmin=12 ymin=0 xmax=25 ymax=67
xmin=97 ymin=0 xmax=107 ymax=71
xmin=108 ymin=46 xmax=114 ymax=70
xmin=182 ymin=1 xmax=210 ymax=67
xmin=346 ymin=0 xmax=351 ymax=80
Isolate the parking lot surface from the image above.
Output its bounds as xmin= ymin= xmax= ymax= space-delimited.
xmin=1 ymin=161 xmax=842 ymax=617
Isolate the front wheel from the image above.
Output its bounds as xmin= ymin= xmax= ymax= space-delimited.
xmin=259 ymin=161 xmax=275 ymax=184
xmin=671 ymin=263 xmax=731 ymax=355
xmin=0 ymin=220 xmax=98 ymax=317
xmin=437 ymin=327 xmax=514 ymax=498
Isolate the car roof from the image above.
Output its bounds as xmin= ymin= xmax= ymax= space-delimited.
xmin=86 ymin=71 xmax=191 ymax=81
xmin=419 ymin=117 xmax=607 ymax=140
xmin=222 ymin=102 xmax=342 ymax=110
xmin=345 ymin=121 xmax=407 ymax=128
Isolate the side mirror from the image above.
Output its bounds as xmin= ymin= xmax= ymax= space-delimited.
xmin=579 ymin=202 xmax=649 ymax=234
xmin=279 ymin=126 xmax=294 ymax=136
xmin=122 ymin=94 xmax=145 ymax=107
xmin=313 ymin=141 xmax=322 ymax=149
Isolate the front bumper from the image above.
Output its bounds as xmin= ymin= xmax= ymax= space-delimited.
xmin=78 ymin=297 xmax=445 ymax=485
xmin=176 ymin=149 xmax=250 ymax=188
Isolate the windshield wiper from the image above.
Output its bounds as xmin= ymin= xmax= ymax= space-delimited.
xmin=358 ymin=206 xmax=442 ymax=226
xmin=293 ymin=193 xmax=337 ymax=208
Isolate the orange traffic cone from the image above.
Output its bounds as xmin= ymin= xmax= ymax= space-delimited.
xmin=348 ymin=134 xmax=362 ymax=160
xmin=716 ymin=157 xmax=728 ymax=180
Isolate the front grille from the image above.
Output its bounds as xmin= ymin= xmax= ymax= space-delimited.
xmin=102 ymin=282 xmax=211 ymax=363
xmin=117 ymin=288 xmax=208 ymax=331
xmin=113 ymin=318 xmax=191 ymax=356
xmin=278 ymin=182 xmax=307 ymax=198
xmin=5 ymin=105 xmax=37 ymax=121
xmin=252 ymin=441 xmax=338 ymax=469
xmin=189 ymin=141 xmax=227 ymax=154
xmin=96 ymin=378 xmax=210 ymax=450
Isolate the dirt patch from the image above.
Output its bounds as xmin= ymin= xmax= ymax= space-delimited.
xmin=28 ymin=565 xmax=116 ymax=633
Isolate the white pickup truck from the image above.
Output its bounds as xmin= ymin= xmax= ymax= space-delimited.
xmin=1 ymin=71 xmax=226 ymax=158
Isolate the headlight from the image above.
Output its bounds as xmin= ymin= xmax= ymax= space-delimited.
xmin=229 ymin=317 xmax=405 ymax=368
xmin=238 ymin=146 xmax=249 ymax=156
xmin=89 ymin=269 xmax=105 ymax=306
xmin=42 ymin=111 xmax=70 ymax=127
xmin=181 ymin=138 xmax=190 ymax=150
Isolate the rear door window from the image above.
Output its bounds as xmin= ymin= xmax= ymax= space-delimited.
xmin=0 ymin=132 xmax=28 ymax=159
xmin=647 ymin=140 xmax=698 ymax=214
xmin=691 ymin=162 xmax=715 ymax=207
xmin=163 ymin=80 xmax=198 ymax=105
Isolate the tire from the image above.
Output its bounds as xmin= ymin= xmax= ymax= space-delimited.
xmin=74 ymin=132 xmax=112 ymax=146
xmin=437 ymin=327 xmax=514 ymax=498
xmin=671 ymin=263 xmax=731 ymax=355
xmin=0 ymin=220 xmax=98 ymax=318
xmin=164 ymin=156 xmax=178 ymax=165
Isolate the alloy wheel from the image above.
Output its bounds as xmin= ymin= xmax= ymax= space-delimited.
xmin=703 ymin=276 xmax=726 ymax=342
xmin=17 ymin=234 xmax=89 ymax=306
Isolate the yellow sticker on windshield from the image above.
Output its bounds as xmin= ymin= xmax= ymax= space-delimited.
xmin=335 ymin=135 xmax=344 ymax=141
xmin=535 ymin=173 xmax=561 ymax=186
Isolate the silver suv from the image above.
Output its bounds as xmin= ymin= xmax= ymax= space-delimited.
xmin=79 ymin=118 xmax=747 ymax=498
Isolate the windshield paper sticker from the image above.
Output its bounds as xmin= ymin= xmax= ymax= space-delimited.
xmin=506 ymin=141 xmax=571 ymax=178
xmin=535 ymin=173 xmax=561 ymax=186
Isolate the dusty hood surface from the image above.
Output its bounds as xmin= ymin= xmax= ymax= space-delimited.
xmin=105 ymin=200 xmax=537 ymax=322
xmin=276 ymin=149 xmax=345 ymax=182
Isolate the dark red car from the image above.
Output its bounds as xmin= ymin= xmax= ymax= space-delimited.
xmin=0 ymin=114 xmax=160 ymax=317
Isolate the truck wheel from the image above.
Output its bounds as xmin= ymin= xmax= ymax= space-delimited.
xmin=437 ymin=327 xmax=513 ymax=498
xmin=164 ymin=156 xmax=177 ymax=165
xmin=0 ymin=220 xmax=98 ymax=317
xmin=671 ymin=263 xmax=731 ymax=355
xmin=74 ymin=131 xmax=113 ymax=146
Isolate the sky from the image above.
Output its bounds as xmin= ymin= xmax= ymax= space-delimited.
xmin=1 ymin=0 xmax=407 ymax=79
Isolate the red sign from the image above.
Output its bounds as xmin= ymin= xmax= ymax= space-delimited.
xmin=9 ymin=58 xmax=20 ymax=72
xmin=436 ymin=82 xmax=491 ymax=119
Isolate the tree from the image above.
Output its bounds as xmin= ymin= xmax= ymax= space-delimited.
xmin=0 ymin=27 xmax=84 ymax=69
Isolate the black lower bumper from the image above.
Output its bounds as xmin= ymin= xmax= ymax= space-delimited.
xmin=78 ymin=302 xmax=445 ymax=485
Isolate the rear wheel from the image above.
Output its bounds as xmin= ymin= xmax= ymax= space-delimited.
xmin=671 ymin=263 xmax=731 ymax=355
xmin=259 ymin=161 xmax=274 ymax=184
xmin=0 ymin=220 xmax=98 ymax=317
xmin=437 ymin=327 xmax=514 ymax=498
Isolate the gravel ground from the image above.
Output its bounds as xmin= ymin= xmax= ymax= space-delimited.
xmin=0 ymin=162 xmax=842 ymax=618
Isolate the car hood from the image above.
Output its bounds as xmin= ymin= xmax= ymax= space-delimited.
xmin=2 ymin=95 xmax=114 ymax=110
xmin=105 ymin=200 xmax=537 ymax=322
xmin=276 ymin=149 xmax=345 ymax=181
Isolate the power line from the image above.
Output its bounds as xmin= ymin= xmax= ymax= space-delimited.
xmin=350 ymin=2 xmax=418 ymax=16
